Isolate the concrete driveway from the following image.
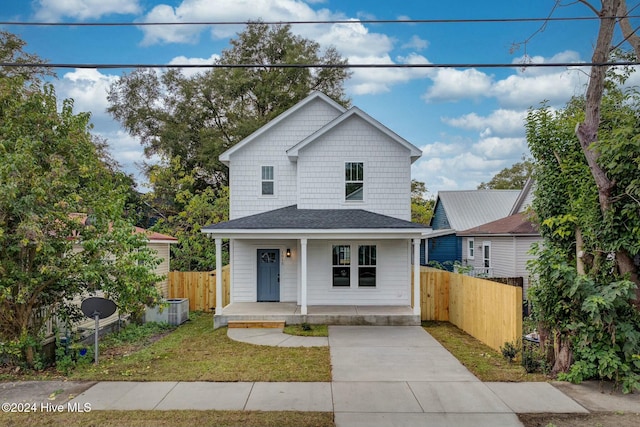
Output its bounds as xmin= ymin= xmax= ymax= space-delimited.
xmin=329 ymin=325 xmax=584 ymax=427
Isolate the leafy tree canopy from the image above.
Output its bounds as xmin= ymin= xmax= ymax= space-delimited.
xmin=108 ymin=23 xmax=351 ymax=270
xmin=411 ymin=180 xmax=434 ymax=225
xmin=477 ymin=157 xmax=533 ymax=190
xmin=108 ymin=22 xmax=351 ymax=214
xmin=0 ymin=72 xmax=162 ymax=367
xmin=526 ymin=76 xmax=640 ymax=392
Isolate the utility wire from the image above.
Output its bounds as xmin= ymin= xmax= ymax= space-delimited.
xmin=2 ymin=61 xmax=639 ymax=70
xmin=0 ymin=15 xmax=637 ymax=27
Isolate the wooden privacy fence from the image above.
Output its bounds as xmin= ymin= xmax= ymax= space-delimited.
xmin=168 ymin=265 xmax=230 ymax=312
xmin=415 ymin=266 xmax=522 ymax=353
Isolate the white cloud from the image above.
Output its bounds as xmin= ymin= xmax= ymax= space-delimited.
xmin=34 ymin=0 xmax=141 ymax=21
xmin=139 ymin=0 xmax=326 ymax=45
xmin=348 ymin=52 xmax=431 ymax=95
xmin=472 ymin=137 xmax=526 ymax=159
xmin=57 ymin=69 xmax=119 ymax=127
xmin=443 ymin=109 xmax=527 ymax=137
xmin=422 ymin=68 xmax=493 ymax=102
xmin=168 ymin=53 xmax=221 ymax=77
xmin=137 ymin=1 xmax=432 ymax=96
xmin=492 ymin=69 xmax=589 ymax=109
xmin=402 ymin=35 xmax=429 ymax=51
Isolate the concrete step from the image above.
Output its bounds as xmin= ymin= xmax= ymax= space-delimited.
xmin=227 ymin=320 xmax=286 ymax=329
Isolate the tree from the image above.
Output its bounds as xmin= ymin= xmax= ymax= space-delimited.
xmin=0 ymin=30 xmax=53 ymax=82
xmin=149 ymin=158 xmax=229 ymax=271
xmin=411 ymin=180 xmax=434 ymax=225
xmin=573 ymin=0 xmax=640 ymax=292
xmin=0 ymin=76 xmax=163 ymax=367
xmin=526 ymin=83 xmax=640 ymax=391
xmin=477 ymin=158 xmax=533 ymax=190
xmin=107 ymin=22 xmax=351 ymax=209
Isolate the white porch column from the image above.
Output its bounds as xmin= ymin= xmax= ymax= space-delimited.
xmin=300 ymin=238 xmax=308 ymax=315
xmin=413 ymin=238 xmax=421 ymax=316
xmin=215 ymin=238 xmax=223 ymax=315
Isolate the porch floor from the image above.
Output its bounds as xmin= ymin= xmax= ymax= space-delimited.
xmin=214 ymin=303 xmax=420 ymax=328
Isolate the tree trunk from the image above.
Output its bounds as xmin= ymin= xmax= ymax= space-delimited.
xmin=552 ymin=332 xmax=573 ymax=375
xmin=576 ymin=0 xmax=640 ymax=303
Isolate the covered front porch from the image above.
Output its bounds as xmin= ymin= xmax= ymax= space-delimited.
xmin=215 ymin=302 xmax=420 ymax=328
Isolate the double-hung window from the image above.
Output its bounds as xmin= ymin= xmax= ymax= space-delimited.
xmin=261 ymin=166 xmax=274 ymax=196
xmin=345 ymin=162 xmax=364 ymax=201
xmin=332 ymin=245 xmax=351 ymax=287
xmin=467 ymin=238 xmax=475 ymax=260
xmin=358 ymin=245 xmax=376 ymax=287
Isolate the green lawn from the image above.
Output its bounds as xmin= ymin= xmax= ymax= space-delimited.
xmin=423 ymin=321 xmax=548 ymax=382
xmin=68 ymin=313 xmax=331 ymax=382
xmin=0 ymin=410 xmax=334 ymax=427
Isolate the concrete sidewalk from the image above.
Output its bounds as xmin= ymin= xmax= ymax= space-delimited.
xmin=4 ymin=326 xmax=638 ymax=427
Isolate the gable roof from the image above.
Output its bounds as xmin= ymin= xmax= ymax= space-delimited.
xmin=286 ymin=107 xmax=422 ymax=162
xmin=203 ymin=205 xmax=425 ymax=231
xmin=218 ymin=91 xmax=346 ymax=165
xmin=509 ymin=177 xmax=535 ymax=215
xmin=457 ymin=212 xmax=539 ymax=236
xmin=431 ymin=190 xmax=521 ymax=231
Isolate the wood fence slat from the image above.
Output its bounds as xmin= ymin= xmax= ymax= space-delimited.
xmin=419 ymin=266 xmax=521 ymax=352
xmin=168 ymin=265 xmax=230 ymax=312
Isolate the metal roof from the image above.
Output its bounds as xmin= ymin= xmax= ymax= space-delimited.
xmin=436 ymin=190 xmax=521 ymax=231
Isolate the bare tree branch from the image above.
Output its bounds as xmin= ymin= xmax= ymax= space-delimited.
xmin=617 ymin=0 xmax=640 ymax=58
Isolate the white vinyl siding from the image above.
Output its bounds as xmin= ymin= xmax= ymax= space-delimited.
xmin=230 ymin=239 xmax=298 ymax=303
xmin=296 ymin=115 xmax=412 ymax=220
xmin=306 ymin=239 xmax=410 ymax=305
xmin=228 ymin=98 xmax=342 ymax=219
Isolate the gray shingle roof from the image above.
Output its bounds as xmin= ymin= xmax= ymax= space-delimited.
xmin=437 ymin=190 xmax=521 ymax=231
xmin=202 ymin=205 xmax=425 ymax=231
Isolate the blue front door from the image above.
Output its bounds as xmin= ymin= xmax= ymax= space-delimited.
xmin=257 ymin=249 xmax=280 ymax=302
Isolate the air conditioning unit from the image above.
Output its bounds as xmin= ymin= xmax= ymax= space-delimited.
xmin=145 ymin=298 xmax=189 ymax=325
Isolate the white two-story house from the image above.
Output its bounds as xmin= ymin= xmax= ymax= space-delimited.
xmin=202 ymin=92 xmax=428 ymax=326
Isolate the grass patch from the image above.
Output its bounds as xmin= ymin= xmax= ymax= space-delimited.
xmin=423 ymin=321 xmax=548 ymax=382
xmin=283 ymin=324 xmax=328 ymax=337
xmin=1 ymin=410 xmax=334 ymax=427
xmin=68 ymin=312 xmax=331 ymax=382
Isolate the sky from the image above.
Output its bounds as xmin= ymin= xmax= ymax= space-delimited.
xmin=2 ymin=0 xmax=639 ymax=197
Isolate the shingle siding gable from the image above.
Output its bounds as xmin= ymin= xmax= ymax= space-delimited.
xmin=229 ymin=98 xmax=342 ymax=219
xmin=296 ymin=115 xmax=412 ymax=220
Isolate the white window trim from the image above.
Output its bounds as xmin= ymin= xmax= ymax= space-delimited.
xmin=344 ymin=161 xmax=365 ymax=203
xmin=329 ymin=241 xmax=379 ymax=290
xmin=260 ymin=165 xmax=275 ymax=197
xmin=482 ymin=241 xmax=491 ymax=268
xmin=467 ymin=238 xmax=475 ymax=260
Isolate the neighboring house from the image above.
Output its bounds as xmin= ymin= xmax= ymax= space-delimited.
xmin=421 ymin=189 xmax=521 ymax=268
xmin=201 ymin=92 xmax=428 ymax=325
xmin=71 ymin=217 xmax=177 ymax=297
xmin=457 ymin=179 xmax=541 ymax=296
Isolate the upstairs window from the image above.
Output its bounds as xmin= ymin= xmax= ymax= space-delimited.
xmin=261 ymin=166 xmax=274 ymax=195
xmin=345 ymin=162 xmax=364 ymax=201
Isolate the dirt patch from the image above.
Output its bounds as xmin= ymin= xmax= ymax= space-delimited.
xmin=0 ymin=380 xmax=95 ymax=405
xmin=519 ymin=412 xmax=640 ymax=427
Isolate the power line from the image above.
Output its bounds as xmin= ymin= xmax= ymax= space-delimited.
xmin=2 ymin=61 xmax=639 ymax=70
xmin=1 ymin=15 xmax=637 ymax=27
